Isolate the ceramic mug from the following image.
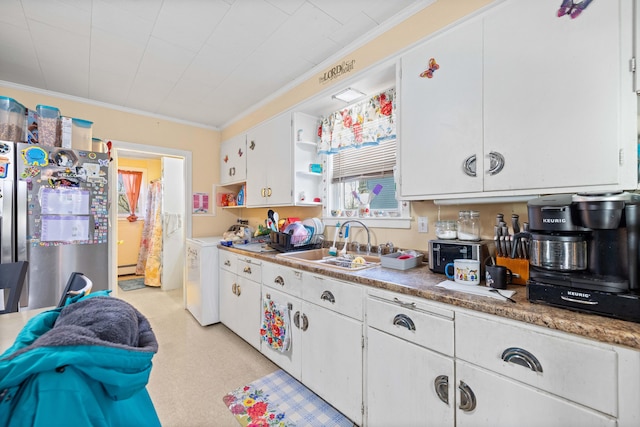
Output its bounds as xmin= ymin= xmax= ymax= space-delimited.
xmin=445 ymin=259 xmax=481 ymax=285
xmin=485 ymin=265 xmax=513 ymax=290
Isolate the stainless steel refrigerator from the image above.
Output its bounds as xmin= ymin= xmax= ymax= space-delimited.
xmin=0 ymin=140 xmax=109 ymax=310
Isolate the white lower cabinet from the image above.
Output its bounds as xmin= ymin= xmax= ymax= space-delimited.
xmin=365 ymin=289 xmax=455 ymax=427
xmin=219 ymin=254 xmax=261 ymax=349
xmin=455 ymin=360 xmax=615 ymax=427
xmin=260 ymin=262 xmax=364 ymax=426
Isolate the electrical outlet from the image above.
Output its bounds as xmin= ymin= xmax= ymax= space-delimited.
xmin=418 ymin=216 xmax=428 ymax=233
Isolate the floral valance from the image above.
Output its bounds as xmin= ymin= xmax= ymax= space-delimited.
xmin=317 ymin=88 xmax=396 ymax=155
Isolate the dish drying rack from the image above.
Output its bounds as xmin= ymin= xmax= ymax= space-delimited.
xmin=269 ymin=226 xmax=323 ymax=252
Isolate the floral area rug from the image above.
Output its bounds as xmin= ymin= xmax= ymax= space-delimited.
xmin=223 ymin=369 xmax=354 ymax=427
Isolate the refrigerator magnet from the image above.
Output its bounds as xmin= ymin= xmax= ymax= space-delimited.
xmin=21 ymin=147 xmax=48 ymax=166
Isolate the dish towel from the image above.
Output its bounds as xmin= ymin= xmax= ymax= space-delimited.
xmin=436 ymin=280 xmax=516 ymax=301
xmin=260 ymin=297 xmax=291 ymax=352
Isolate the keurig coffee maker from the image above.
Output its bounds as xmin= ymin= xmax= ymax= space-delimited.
xmin=526 ymin=193 xmax=640 ymax=322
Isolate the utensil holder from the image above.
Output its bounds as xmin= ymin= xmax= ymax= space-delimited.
xmin=496 ymin=256 xmax=529 ymax=286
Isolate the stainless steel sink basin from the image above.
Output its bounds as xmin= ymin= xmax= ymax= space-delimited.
xmin=276 ymin=248 xmax=380 ymax=271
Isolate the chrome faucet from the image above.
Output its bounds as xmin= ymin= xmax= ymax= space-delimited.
xmin=339 ymin=220 xmax=372 ymax=254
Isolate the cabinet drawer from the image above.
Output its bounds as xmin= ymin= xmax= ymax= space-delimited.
xmin=262 ymin=262 xmax=302 ymax=298
xmin=237 ymin=256 xmax=262 ymax=283
xmin=304 ymin=274 xmax=363 ymax=320
xmin=456 ymin=312 xmax=617 ymax=416
xmin=367 ymin=290 xmax=454 ymax=357
xmin=219 ymin=251 xmax=236 ymax=273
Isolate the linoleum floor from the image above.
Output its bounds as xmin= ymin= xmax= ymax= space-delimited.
xmin=115 ymin=284 xmax=278 ymax=426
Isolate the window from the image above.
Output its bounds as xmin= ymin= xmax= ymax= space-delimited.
xmin=320 ymin=87 xmax=409 ymax=227
xmin=117 ymin=168 xmax=147 ymax=218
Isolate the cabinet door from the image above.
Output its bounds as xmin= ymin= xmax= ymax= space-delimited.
xmin=399 ymin=18 xmax=483 ymax=198
xmin=260 ymin=286 xmax=302 ymax=380
xmin=455 ymin=361 xmax=616 ymax=427
xmin=219 ymin=134 xmax=246 ymax=185
xmin=366 ymin=327 xmax=454 ymax=427
xmin=234 ymin=276 xmax=262 ymax=349
xmin=301 ymin=301 xmax=363 ymax=425
xmin=219 ymin=269 xmax=238 ymax=329
xmin=246 ymin=113 xmax=293 ymax=207
xmin=483 ymin=0 xmax=634 ymax=192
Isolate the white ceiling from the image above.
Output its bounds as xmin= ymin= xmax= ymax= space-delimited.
xmin=0 ymin=0 xmax=430 ymax=130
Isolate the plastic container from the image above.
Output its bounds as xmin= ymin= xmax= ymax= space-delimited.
xmin=0 ymin=97 xmax=26 ymax=142
xmin=71 ymin=118 xmax=93 ymax=151
xmin=36 ymin=104 xmax=61 ymax=146
xmin=92 ymin=137 xmax=107 ymax=153
xmin=435 ymin=220 xmax=457 ymax=240
xmin=381 ymin=252 xmax=424 ymax=270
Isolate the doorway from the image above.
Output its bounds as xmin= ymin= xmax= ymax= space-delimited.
xmin=108 ymin=140 xmax=192 ymax=297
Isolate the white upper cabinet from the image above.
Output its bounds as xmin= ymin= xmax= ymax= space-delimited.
xmin=399 ymin=0 xmax=637 ymax=200
xmin=246 ymin=113 xmax=293 ymax=207
xmin=219 ymin=133 xmax=246 ymax=185
xmin=399 ymin=18 xmax=484 ymax=198
xmin=483 ymin=0 xmax=635 ymax=193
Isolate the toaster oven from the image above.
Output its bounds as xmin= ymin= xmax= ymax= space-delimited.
xmin=428 ymin=239 xmax=492 ymax=275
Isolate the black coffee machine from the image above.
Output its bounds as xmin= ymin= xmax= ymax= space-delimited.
xmin=526 ymin=193 xmax=640 ymax=322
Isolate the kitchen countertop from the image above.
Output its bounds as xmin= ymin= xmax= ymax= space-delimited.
xmin=222 ymin=246 xmax=640 ymax=351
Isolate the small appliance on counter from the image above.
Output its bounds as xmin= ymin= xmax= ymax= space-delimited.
xmin=526 ymin=193 xmax=640 ymax=323
xmin=428 ymin=239 xmax=492 ymax=277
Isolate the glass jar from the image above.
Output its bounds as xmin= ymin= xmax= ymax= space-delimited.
xmin=435 ymin=220 xmax=457 ymax=240
xmin=459 ymin=210 xmax=480 ymax=241
xmin=457 ymin=210 xmax=469 ymax=240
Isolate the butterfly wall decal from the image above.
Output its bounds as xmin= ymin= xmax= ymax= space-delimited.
xmin=420 ymin=58 xmax=439 ymax=79
xmin=557 ymin=0 xmax=593 ymax=19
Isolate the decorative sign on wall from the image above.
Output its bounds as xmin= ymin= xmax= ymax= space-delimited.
xmin=319 ymin=59 xmax=356 ymax=84
xmin=193 ymin=192 xmax=209 ymax=214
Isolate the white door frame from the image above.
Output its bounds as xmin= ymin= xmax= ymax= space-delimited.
xmin=108 ymin=140 xmax=192 ymax=295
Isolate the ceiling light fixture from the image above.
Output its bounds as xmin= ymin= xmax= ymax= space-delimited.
xmin=332 ymin=87 xmax=366 ymax=103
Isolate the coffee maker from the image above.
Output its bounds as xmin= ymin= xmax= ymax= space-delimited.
xmin=526 ymin=193 xmax=640 ymax=322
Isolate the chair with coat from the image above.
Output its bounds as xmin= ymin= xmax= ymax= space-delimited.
xmin=0 ymin=261 xmax=29 ymax=314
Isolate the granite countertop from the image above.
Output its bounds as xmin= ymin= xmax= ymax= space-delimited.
xmin=221 ymin=246 xmax=640 ymax=351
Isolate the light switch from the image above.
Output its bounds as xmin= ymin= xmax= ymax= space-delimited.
xmin=418 ymin=217 xmax=428 ymax=233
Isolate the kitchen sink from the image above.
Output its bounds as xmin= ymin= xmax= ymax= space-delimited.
xmin=276 ymin=248 xmax=380 ymax=271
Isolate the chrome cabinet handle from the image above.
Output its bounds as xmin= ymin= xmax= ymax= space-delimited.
xmin=434 ymin=375 xmax=449 ymax=404
xmin=501 ymin=347 xmax=543 ymax=373
xmin=224 ymin=260 xmax=231 ymax=266
xmin=243 ymin=266 xmax=251 ymax=274
xmin=236 ymin=284 xmax=241 ymax=297
xmin=393 ymin=297 xmax=416 ymax=309
xmin=458 ymin=381 xmax=476 ymax=412
xmin=393 ymin=314 xmax=416 ymax=331
xmin=488 ymin=151 xmax=505 ymax=176
xmin=301 ymin=314 xmax=309 ymax=331
xmin=462 ymin=155 xmax=477 ymax=177
xmin=231 ymin=283 xmax=237 ymax=295
xmin=229 ymin=167 xmax=235 ymax=177
xmin=274 ymin=276 xmax=285 ymax=286
xmin=293 ymin=311 xmax=300 ymax=328
xmin=320 ymin=290 xmax=335 ymax=304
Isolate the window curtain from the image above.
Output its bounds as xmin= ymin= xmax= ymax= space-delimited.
xmin=318 ymin=87 xmax=396 ymax=155
xmin=119 ymin=170 xmax=143 ymax=222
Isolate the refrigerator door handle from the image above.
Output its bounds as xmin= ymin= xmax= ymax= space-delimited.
xmin=1 ymin=178 xmax=14 ymax=263
xmin=16 ymin=179 xmax=28 ymax=306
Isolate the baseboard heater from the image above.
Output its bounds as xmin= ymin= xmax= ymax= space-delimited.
xmin=118 ymin=264 xmax=137 ymax=276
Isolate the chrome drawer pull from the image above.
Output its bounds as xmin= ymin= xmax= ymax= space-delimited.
xmin=393 ymin=297 xmax=416 ymax=309
xmin=501 ymin=347 xmax=543 ymax=373
xmin=458 ymin=381 xmax=476 ymax=412
xmin=462 ymin=154 xmax=477 ymax=177
xmin=274 ymin=276 xmax=285 ymax=286
xmin=434 ymin=375 xmax=449 ymax=404
xmin=243 ymin=266 xmax=252 ymax=274
xmin=392 ymin=314 xmax=416 ymax=331
xmin=321 ymin=290 xmax=335 ymax=304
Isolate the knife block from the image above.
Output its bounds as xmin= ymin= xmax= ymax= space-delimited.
xmin=496 ymin=256 xmax=529 ymax=286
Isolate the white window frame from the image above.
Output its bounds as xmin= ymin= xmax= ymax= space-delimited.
xmin=117 ymin=167 xmax=148 ymax=220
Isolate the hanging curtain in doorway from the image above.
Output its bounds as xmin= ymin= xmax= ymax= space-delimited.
xmin=136 ymin=180 xmax=163 ymax=287
xmin=119 ymin=170 xmax=143 ymax=222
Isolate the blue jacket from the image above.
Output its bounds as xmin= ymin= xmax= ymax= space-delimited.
xmin=0 ymin=291 xmax=161 ymax=427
